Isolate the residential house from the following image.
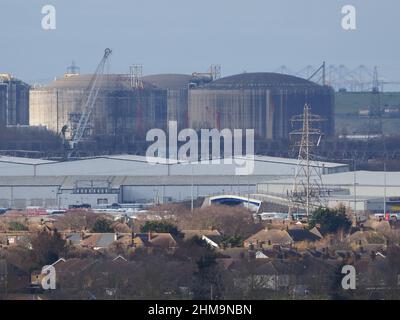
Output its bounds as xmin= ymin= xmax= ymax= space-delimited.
xmin=234 ymin=255 xmax=338 ymax=295
xmin=201 ymin=234 xmax=224 ymax=249
xmin=255 ymin=251 xmax=269 ymax=259
xmin=233 ymin=260 xmax=291 ymax=292
xmin=80 ymin=233 xmax=120 ymax=250
xmin=354 ymin=253 xmax=399 ymax=298
xmin=0 ymin=232 xmax=31 ymax=248
xmin=348 ymin=230 xmax=387 ymax=252
xmin=66 ymin=232 xmax=132 ymax=250
xmin=52 ymin=258 xmax=97 ymax=290
xmin=132 ymin=232 xmax=178 ymax=253
xmin=219 ymin=247 xmax=249 ymax=260
xmin=31 ymin=258 xmax=66 ymax=287
xmin=364 ymin=220 xmax=392 ymax=234
xmin=182 ymin=229 xmax=224 ymax=249
xmin=64 ymin=231 xmax=178 ymax=253
xmin=287 ymin=229 xmax=322 ymax=243
xmin=182 ymin=229 xmax=222 ymax=241
xmin=0 ymin=259 xmax=31 ymax=293
xmin=244 ymin=229 xmax=293 ymax=248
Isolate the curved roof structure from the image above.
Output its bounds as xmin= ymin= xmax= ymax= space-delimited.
xmin=141 ymin=74 xmax=193 ymax=90
xmin=200 ymin=72 xmax=322 ymax=90
xmin=40 ymin=74 xmax=157 ymax=91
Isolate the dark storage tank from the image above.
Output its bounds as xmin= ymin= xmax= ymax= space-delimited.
xmin=142 ymin=74 xmax=192 ymax=130
xmin=0 ymin=73 xmax=30 ymax=127
xmin=188 ymin=72 xmax=334 ymax=140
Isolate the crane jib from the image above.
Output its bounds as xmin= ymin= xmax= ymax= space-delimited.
xmin=69 ymin=48 xmax=112 ymax=153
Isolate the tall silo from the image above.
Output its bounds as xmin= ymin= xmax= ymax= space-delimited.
xmin=188 ymin=72 xmax=334 ymax=140
xmin=0 ymin=73 xmax=30 ymax=127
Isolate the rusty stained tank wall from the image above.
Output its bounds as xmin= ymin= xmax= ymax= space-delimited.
xmin=0 ymin=75 xmax=30 ymax=127
xmin=142 ymin=74 xmax=192 ymax=130
xmin=188 ymin=72 xmax=334 ymax=140
xmin=107 ymin=88 xmax=167 ymax=139
xmin=167 ymin=88 xmax=188 ymax=129
xmin=29 ymin=74 xmax=167 ymax=139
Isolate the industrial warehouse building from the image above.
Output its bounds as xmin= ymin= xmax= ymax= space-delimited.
xmin=256 ymin=171 xmax=400 ymax=213
xmin=0 ymin=155 xmax=348 ymax=209
xmin=0 ymin=74 xmax=30 ymax=127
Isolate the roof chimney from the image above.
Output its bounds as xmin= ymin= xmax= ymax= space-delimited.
xmin=114 ymin=233 xmax=119 ymax=242
xmin=131 ymin=232 xmax=135 ymax=247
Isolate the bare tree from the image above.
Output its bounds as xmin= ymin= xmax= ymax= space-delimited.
xmin=54 ymin=210 xmax=102 ymax=231
xmin=178 ymin=205 xmax=261 ymax=239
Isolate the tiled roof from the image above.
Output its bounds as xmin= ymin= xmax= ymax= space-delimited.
xmin=287 ymin=229 xmax=322 ymax=242
xmin=54 ymin=258 xmax=96 ymax=273
xmin=149 ymin=233 xmax=177 ymax=248
xmin=244 ymin=229 xmax=293 ymax=246
xmin=182 ymin=229 xmax=221 ymax=240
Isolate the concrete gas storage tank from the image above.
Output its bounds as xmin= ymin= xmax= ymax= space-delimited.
xmin=188 ymin=72 xmax=334 ymax=140
xmin=29 ymin=74 xmax=167 ymax=140
xmin=142 ymin=74 xmax=193 ymax=130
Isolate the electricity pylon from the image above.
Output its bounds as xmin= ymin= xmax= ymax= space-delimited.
xmin=288 ymin=104 xmax=328 ymax=218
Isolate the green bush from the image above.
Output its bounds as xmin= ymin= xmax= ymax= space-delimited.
xmin=91 ymin=218 xmax=114 ymax=233
xmin=140 ymin=221 xmax=179 ymax=236
xmin=8 ymin=221 xmax=28 ymax=231
xmin=309 ymin=206 xmax=352 ymax=234
xmin=221 ymin=235 xmax=243 ymax=248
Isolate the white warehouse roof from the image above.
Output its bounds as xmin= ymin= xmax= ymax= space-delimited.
xmin=257 ymin=171 xmax=400 ymax=198
xmin=0 ymin=156 xmax=55 ymax=165
xmin=0 ymin=154 xmax=349 ymax=177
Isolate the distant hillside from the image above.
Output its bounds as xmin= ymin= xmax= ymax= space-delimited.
xmin=335 ymin=92 xmax=400 ymax=115
xmin=334 ymin=92 xmax=400 ymax=135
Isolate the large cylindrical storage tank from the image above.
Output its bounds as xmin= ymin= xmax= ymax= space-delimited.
xmin=188 ymin=72 xmax=334 ymax=140
xmin=142 ymin=74 xmax=193 ymax=130
xmin=0 ymin=74 xmax=30 ymax=127
xmin=29 ymin=74 xmax=167 ymax=140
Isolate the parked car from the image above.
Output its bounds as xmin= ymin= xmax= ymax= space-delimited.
xmin=374 ymin=212 xmax=400 ymax=221
xmin=68 ymin=204 xmax=91 ymax=209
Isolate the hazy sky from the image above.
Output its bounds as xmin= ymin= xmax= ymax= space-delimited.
xmin=1 ymin=0 xmax=399 ymax=84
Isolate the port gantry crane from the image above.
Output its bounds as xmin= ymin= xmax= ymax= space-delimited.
xmin=68 ymin=48 xmax=112 ymax=158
